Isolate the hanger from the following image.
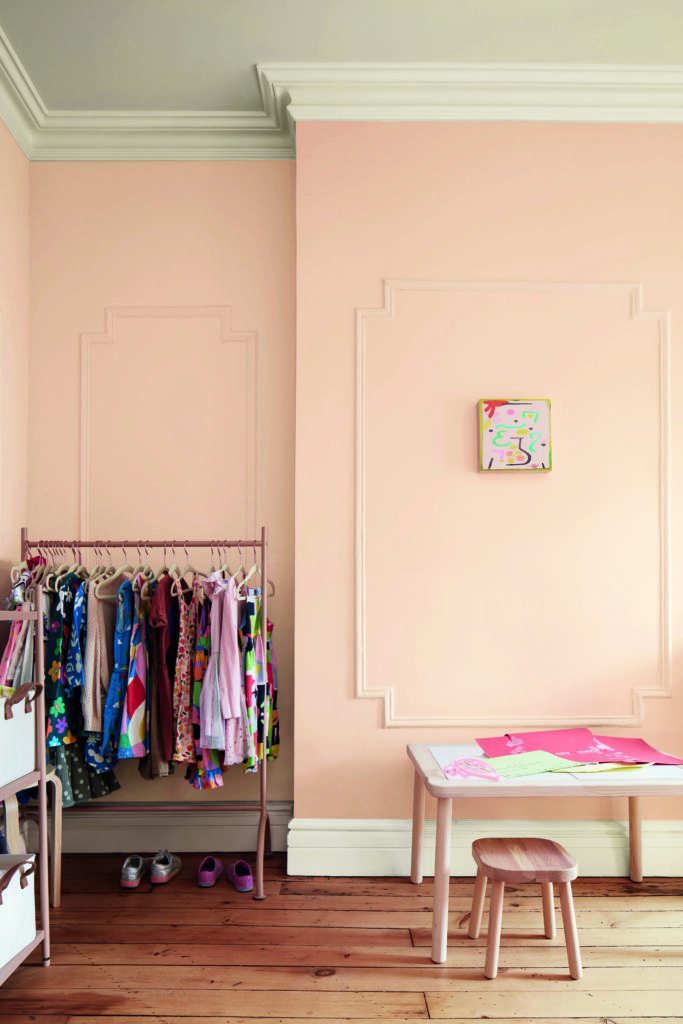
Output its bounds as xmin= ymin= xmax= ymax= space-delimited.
xmin=54 ymin=544 xmax=88 ymax=586
xmin=166 ymin=543 xmax=185 ymax=582
xmin=218 ymin=541 xmax=236 ymax=580
xmin=140 ymin=543 xmax=170 ymax=601
xmin=236 ymin=545 xmax=259 ymax=597
xmin=171 ymin=542 xmax=204 ymax=596
xmin=235 ymin=544 xmax=276 ymax=599
xmin=94 ymin=544 xmax=134 ymax=598
xmin=129 ymin=542 xmax=155 ymax=582
xmin=229 ymin=544 xmax=245 ymax=582
xmin=21 ymin=546 xmax=48 ymax=599
xmin=87 ymin=543 xmax=109 ymax=583
xmin=43 ymin=544 xmax=70 ymax=593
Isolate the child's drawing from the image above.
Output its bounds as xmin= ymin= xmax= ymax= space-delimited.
xmin=479 ymin=399 xmax=552 ymax=471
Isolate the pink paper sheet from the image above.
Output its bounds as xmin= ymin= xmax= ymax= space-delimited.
xmin=476 ymin=728 xmax=683 ymax=765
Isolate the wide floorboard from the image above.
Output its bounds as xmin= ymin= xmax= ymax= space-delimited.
xmin=1 ymin=852 xmax=682 ymax=1022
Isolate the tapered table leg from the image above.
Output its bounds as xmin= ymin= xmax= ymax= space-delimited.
xmin=628 ymin=795 xmax=643 ymax=882
xmin=411 ymin=768 xmax=425 ymax=884
xmin=431 ymin=796 xmax=452 ymax=964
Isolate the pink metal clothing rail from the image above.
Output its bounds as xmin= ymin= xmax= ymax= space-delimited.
xmin=19 ymin=525 xmax=270 ymax=901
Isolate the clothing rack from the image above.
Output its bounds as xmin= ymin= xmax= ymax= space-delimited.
xmin=20 ymin=525 xmax=271 ymax=901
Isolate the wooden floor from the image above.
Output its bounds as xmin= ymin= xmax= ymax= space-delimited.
xmin=1 ymin=852 xmax=683 ymax=1023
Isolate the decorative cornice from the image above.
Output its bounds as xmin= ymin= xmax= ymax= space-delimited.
xmin=3 ymin=44 xmax=683 ymax=160
xmin=0 ymin=27 xmax=292 ymax=160
xmin=259 ymin=62 xmax=683 ymax=126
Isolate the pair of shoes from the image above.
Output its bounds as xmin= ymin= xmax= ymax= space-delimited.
xmin=196 ymin=856 xmax=253 ymax=892
xmin=197 ymin=855 xmax=223 ymax=887
xmin=150 ymin=849 xmax=182 ymax=884
xmin=120 ymin=854 xmax=150 ymax=889
xmin=226 ymin=859 xmax=253 ymax=892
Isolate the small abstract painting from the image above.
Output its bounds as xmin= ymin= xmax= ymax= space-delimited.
xmin=479 ymin=399 xmax=552 ymax=471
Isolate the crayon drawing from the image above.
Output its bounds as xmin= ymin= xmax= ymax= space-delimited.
xmin=479 ymin=399 xmax=552 ymax=471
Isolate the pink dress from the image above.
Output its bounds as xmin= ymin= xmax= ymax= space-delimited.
xmin=201 ymin=574 xmax=244 ymax=764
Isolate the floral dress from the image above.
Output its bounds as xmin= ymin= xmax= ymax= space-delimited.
xmin=47 ymin=574 xmax=120 ymax=805
xmin=46 ymin=574 xmax=82 ymax=748
xmin=172 ymin=576 xmax=200 ymax=764
xmin=187 ymin=598 xmax=223 ymax=790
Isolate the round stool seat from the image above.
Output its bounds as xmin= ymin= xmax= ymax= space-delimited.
xmin=472 ymin=836 xmax=578 ymax=883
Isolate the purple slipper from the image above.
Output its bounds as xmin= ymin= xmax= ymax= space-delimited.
xmin=226 ymin=859 xmax=253 ymax=892
xmin=197 ymin=855 xmax=223 ymax=887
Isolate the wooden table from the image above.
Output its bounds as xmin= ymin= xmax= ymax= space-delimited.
xmin=407 ymin=741 xmax=683 ymax=963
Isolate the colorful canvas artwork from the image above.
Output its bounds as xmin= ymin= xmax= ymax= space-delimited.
xmin=479 ymin=398 xmax=551 ymax=471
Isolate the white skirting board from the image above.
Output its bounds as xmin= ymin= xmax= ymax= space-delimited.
xmin=287 ymin=818 xmax=683 ymax=877
xmin=50 ymin=801 xmax=293 ymax=854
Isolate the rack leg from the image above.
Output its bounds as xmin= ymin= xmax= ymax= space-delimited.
xmin=253 ymin=735 xmax=268 ymax=900
xmin=253 ymin=808 xmax=269 ymax=900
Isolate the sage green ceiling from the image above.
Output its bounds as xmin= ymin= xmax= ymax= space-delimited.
xmin=1 ymin=0 xmax=682 ymax=114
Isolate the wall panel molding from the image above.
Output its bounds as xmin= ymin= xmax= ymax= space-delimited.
xmin=80 ymin=306 xmax=258 ymax=540
xmin=355 ymin=280 xmax=671 ymax=728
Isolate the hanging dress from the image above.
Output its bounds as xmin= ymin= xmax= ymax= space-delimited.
xmin=45 ymin=573 xmax=81 ymax=749
xmin=101 ymin=577 xmax=135 ymax=761
xmin=240 ymin=588 xmax=279 ymax=773
xmin=172 ymin=575 xmax=200 ymax=764
xmin=82 ymin=573 xmax=119 ymax=770
xmin=201 ymin=574 xmax=244 ymax=764
xmin=117 ymin=573 xmax=151 ymax=759
xmin=48 ymin=573 xmax=120 ymax=805
xmin=187 ymin=597 xmax=223 ymax=790
xmin=139 ymin=574 xmax=175 ymax=780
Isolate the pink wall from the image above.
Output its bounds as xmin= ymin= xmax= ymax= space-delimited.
xmin=294 ymin=121 xmax=683 ymax=821
xmin=28 ymin=160 xmax=296 ymax=803
xmin=0 ymin=119 xmax=29 ymax=592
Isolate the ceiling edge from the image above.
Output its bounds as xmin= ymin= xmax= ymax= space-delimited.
xmin=3 ymin=53 xmax=683 ymax=161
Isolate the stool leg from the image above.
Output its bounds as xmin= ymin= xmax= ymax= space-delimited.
xmin=47 ymin=772 xmax=63 ymax=909
xmin=541 ymin=881 xmax=555 ymax=938
xmin=558 ymin=881 xmax=582 ymax=980
xmin=2 ymin=796 xmax=25 ymax=853
xmin=485 ymin=879 xmax=505 ymax=979
xmin=468 ymin=869 xmax=487 ymax=939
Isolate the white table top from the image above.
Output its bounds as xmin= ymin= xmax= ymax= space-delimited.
xmin=407 ymin=742 xmax=683 ymax=799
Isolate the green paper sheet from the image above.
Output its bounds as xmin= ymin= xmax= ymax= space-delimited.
xmin=486 ymin=750 xmax=587 ymax=778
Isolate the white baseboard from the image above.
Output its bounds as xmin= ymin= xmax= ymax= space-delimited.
xmin=287 ymin=818 xmax=683 ymax=877
xmin=52 ymin=801 xmax=293 ymax=854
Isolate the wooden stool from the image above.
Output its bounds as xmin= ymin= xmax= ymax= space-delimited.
xmin=468 ymin=836 xmax=582 ymax=980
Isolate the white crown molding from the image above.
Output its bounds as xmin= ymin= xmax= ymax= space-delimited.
xmin=258 ymin=61 xmax=683 ymax=125
xmin=0 ymin=26 xmax=292 ymax=160
xmin=4 ymin=46 xmax=683 ymax=160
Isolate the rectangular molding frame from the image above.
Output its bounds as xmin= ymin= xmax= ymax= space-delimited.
xmin=79 ymin=306 xmax=258 ymax=541
xmin=355 ymin=281 xmax=671 ymax=728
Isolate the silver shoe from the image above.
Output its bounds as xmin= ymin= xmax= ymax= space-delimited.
xmin=150 ymin=849 xmax=182 ymax=884
xmin=120 ymin=854 xmax=149 ymax=888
